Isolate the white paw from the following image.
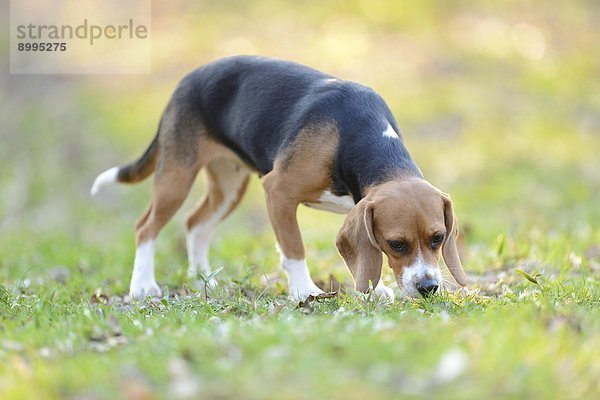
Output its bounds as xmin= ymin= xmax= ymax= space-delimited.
xmin=288 ymin=282 xmax=324 ymax=302
xmin=374 ymin=283 xmax=396 ymax=301
xmin=129 ymin=280 xmax=162 ymax=300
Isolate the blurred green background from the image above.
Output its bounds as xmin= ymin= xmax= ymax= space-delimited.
xmin=2 ymin=0 xmax=598 ymax=284
xmin=1 ymin=1 xmax=600 ymax=399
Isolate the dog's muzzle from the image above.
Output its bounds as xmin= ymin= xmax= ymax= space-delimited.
xmin=398 ymin=259 xmax=443 ymax=298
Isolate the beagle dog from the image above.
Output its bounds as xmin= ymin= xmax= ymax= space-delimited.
xmin=91 ymin=56 xmax=467 ymax=301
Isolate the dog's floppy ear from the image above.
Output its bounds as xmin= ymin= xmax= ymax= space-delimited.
xmin=441 ymin=194 xmax=467 ymax=286
xmin=335 ymin=199 xmax=382 ymax=292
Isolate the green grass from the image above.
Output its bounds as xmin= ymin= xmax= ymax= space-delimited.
xmin=2 ymin=0 xmax=600 ymax=399
xmin=1 ymin=257 xmax=599 ymax=399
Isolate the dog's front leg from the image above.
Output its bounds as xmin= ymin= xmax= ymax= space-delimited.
xmin=262 ymin=175 xmax=324 ymax=301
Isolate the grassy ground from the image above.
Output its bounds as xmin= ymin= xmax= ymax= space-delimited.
xmin=1 ymin=1 xmax=600 ymax=399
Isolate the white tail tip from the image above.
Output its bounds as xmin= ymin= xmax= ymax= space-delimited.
xmin=91 ymin=167 xmax=119 ymax=196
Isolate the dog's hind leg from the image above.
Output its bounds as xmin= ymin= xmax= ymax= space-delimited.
xmin=130 ymin=162 xmax=200 ymax=299
xmin=129 ymin=109 xmax=208 ymax=299
xmin=185 ymin=157 xmax=249 ymax=287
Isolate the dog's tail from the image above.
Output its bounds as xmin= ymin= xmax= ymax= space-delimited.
xmin=91 ymin=132 xmax=159 ymax=196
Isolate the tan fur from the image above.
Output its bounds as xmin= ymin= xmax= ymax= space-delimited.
xmin=135 ymin=120 xmax=339 ymax=263
xmin=441 ymin=193 xmax=466 ymax=285
xmin=186 ymin=159 xmax=249 ymax=231
xmin=130 ymin=116 xmax=465 ymax=294
xmin=135 ymin=137 xmax=247 ymax=246
xmin=262 ymin=123 xmax=339 ymax=260
xmin=135 ymin=165 xmax=199 ymax=245
xmin=337 ymin=176 xmax=466 ymax=291
xmin=335 ymin=200 xmax=382 ymax=291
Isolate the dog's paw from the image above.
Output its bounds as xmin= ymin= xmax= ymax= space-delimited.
xmin=129 ymin=280 xmax=162 ymax=300
xmin=374 ymin=283 xmax=396 ymax=301
xmin=289 ymin=282 xmax=324 ymax=302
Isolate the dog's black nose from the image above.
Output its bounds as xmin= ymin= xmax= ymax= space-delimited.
xmin=416 ymin=280 xmax=439 ymax=297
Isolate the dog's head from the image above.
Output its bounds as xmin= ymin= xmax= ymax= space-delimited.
xmin=335 ymin=177 xmax=466 ymax=298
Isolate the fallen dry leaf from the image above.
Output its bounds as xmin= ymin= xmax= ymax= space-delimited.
xmin=90 ymin=292 xmax=109 ymax=305
xmin=298 ymin=291 xmax=338 ymax=311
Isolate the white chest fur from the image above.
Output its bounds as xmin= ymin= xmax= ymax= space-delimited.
xmin=303 ymin=191 xmax=355 ymax=214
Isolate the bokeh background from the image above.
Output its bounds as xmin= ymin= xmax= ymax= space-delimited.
xmin=1 ymin=1 xmax=600 ymax=399
xmin=2 ymin=0 xmax=598 ymax=289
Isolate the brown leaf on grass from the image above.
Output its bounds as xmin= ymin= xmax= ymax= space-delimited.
xmin=299 ymin=300 xmax=313 ymax=314
xmin=298 ymin=291 xmax=338 ymax=311
xmin=90 ymin=292 xmax=109 ymax=304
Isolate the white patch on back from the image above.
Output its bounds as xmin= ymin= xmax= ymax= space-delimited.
xmin=383 ymin=123 xmax=399 ymax=139
xmin=90 ymin=166 xmax=119 ymax=195
xmin=304 ymin=191 xmax=355 ymax=214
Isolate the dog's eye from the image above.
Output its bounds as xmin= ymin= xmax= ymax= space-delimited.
xmin=388 ymin=240 xmax=408 ymax=252
xmin=431 ymin=234 xmax=445 ymax=249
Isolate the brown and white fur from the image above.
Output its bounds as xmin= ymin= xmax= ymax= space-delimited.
xmin=91 ymin=56 xmax=467 ymax=301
